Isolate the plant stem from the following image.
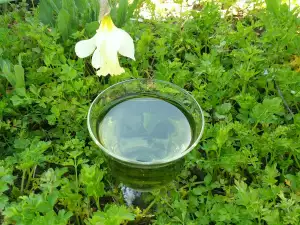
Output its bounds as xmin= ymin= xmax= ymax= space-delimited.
xmin=160 ymin=197 xmax=173 ymax=209
xmin=32 ymin=166 xmax=36 ymax=179
xmin=25 ymin=168 xmax=34 ymax=191
xmin=87 ymin=197 xmax=91 ymax=217
xmin=293 ymin=154 xmax=300 ymax=168
xmin=252 ymin=121 xmax=259 ymax=132
xmin=242 ymin=82 xmax=247 ymax=94
xmin=21 ymin=170 xmax=26 ymax=195
xmin=106 ymin=191 xmax=120 ymax=203
xmin=140 ymin=198 xmax=157 ymax=218
xmin=76 ymin=214 xmax=80 ymax=225
xmin=94 ymin=196 xmax=101 ymax=210
xmin=274 ymin=80 xmax=294 ymax=117
xmin=74 ymin=158 xmax=78 ymax=194
xmin=180 ymin=181 xmax=204 ymax=191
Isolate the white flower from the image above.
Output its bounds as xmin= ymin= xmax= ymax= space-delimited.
xmin=75 ymin=15 xmax=135 ymax=76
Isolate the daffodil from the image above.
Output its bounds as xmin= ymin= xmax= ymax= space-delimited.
xmin=75 ymin=15 xmax=135 ymax=76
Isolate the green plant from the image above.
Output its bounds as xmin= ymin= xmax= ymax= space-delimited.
xmin=1 ymin=0 xmax=300 ymax=224
xmin=0 ymin=167 xmax=15 ymax=211
xmin=87 ymin=205 xmax=135 ymax=225
xmin=38 ymin=0 xmax=142 ymax=40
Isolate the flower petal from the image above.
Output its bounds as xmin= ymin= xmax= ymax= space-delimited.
xmin=92 ymin=48 xmax=103 ymax=69
xmin=97 ymin=66 xmax=125 ymax=76
xmin=75 ymin=36 xmax=96 ymax=58
xmin=116 ymin=28 xmax=135 ymax=60
xmin=92 ymin=26 xmax=130 ymax=76
xmin=94 ymin=33 xmax=124 ymax=76
xmin=111 ymin=67 xmax=125 ymax=76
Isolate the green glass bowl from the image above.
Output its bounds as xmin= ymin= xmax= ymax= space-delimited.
xmin=87 ymin=78 xmax=205 ymax=190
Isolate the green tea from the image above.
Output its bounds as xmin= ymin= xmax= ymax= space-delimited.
xmin=97 ymin=96 xmax=194 ymax=190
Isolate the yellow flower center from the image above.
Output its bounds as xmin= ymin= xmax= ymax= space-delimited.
xmin=100 ymin=15 xmax=115 ymax=31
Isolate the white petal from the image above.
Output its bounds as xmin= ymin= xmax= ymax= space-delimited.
xmin=91 ymin=48 xmax=103 ymax=69
xmin=94 ymin=31 xmax=106 ymax=49
xmin=92 ymin=27 xmax=129 ymax=76
xmin=96 ymin=68 xmax=109 ymax=76
xmin=98 ymin=43 xmax=125 ymax=76
xmin=97 ymin=66 xmax=125 ymax=76
xmin=75 ymin=36 xmax=96 ymax=58
xmin=115 ymin=28 xmax=135 ymax=60
xmin=111 ymin=67 xmax=125 ymax=76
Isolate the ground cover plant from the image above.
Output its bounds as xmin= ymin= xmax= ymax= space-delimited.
xmin=0 ymin=0 xmax=300 ymax=224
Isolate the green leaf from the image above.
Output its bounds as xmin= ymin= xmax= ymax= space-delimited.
xmin=0 ymin=59 xmax=15 ymax=86
xmin=39 ymin=0 xmax=56 ymax=25
xmin=0 ymin=195 xmax=8 ymax=210
xmin=74 ymin=0 xmax=88 ymax=11
xmin=263 ymin=209 xmax=280 ymax=225
xmin=14 ymin=65 xmax=25 ymax=89
xmin=10 ymin=95 xmax=25 ymax=106
xmin=216 ymin=126 xmax=230 ymax=149
xmin=88 ymin=205 xmax=135 ymax=225
xmin=265 ymin=0 xmax=281 ymax=15
xmin=67 ymin=150 xmax=83 ymax=159
xmin=285 ymin=173 xmax=300 ymax=192
xmin=192 ymin=187 xmax=206 ymax=195
xmin=62 ymin=0 xmax=78 ymax=29
xmin=38 ymin=0 xmax=62 ymax=25
xmin=16 ymin=140 xmax=51 ymax=170
xmin=216 ymin=103 xmax=232 ymax=115
xmin=90 ymin=0 xmax=100 ymax=21
xmin=0 ymin=181 xmax=8 ymax=193
xmin=47 ymin=190 xmax=59 ymax=207
xmin=57 ymin=210 xmax=73 ymax=223
xmin=0 ymin=0 xmax=13 ymax=4
xmin=57 ymin=9 xmax=71 ymax=41
xmin=294 ymin=113 xmax=300 ymax=128
xmin=250 ymin=97 xmax=284 ymax=124
xmin=85 ymin=21 xmax=99 ymax=36
xmin=60 ymin=64 xmax=78 ymax=81
xmin=127 ymin=0 xmax=141 ymax=21
xmin=204 ymin=174 xmax=212 ymax=185
xmin=116 ymin=0 xmax=128 ymax=27
xmin=80 ymin=164 xmax=105 ymax=198
xmin=14 ymin=138 xmax=31 ymax=149
xmin=262 ymin=164 xmax=279 ymax=186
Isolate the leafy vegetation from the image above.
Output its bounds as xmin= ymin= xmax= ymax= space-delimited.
xmin=0 ymin=0 xmax=300 ymax=224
